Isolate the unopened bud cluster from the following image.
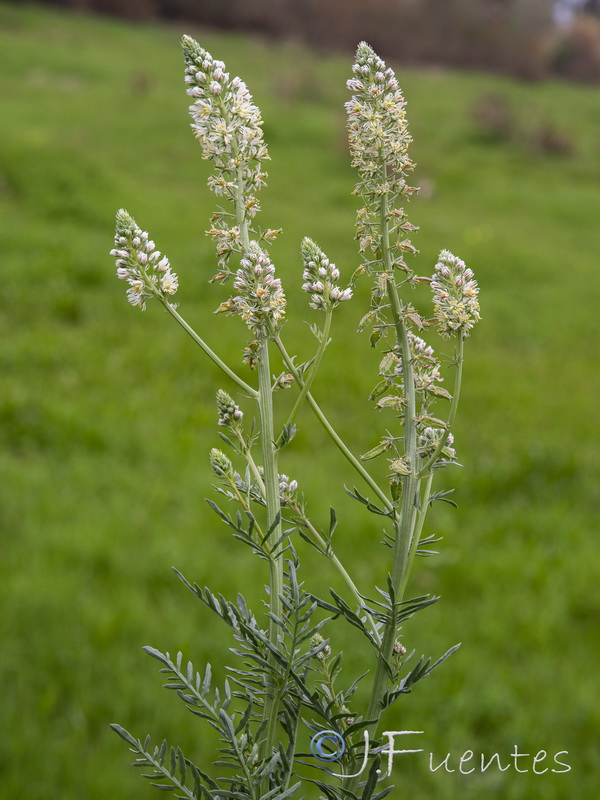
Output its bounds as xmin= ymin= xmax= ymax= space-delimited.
xmin=273 ymin=373 xmax=294 ymax=390
xmin=431 ymin=250 xmax=480 ymax=338
xmin=300 ymin=238 xmax=352 ymax=310
xmin=418 ymin=427 xmax=456 ymax=461
xmin=278 ymin=474 xmax=298 ymax=503
xmin=210 ymin=447 xmax=234 ymax=479
xmin=111 ymin=210 xmax=178 ymax=310
xmin=393 ymin=640 xmax=407 ymax=656
xmin=216 ymin=389 xmax=243 ymax=428
xmin=220 ymin=242 xmax=286 ymax=334
xmin=310 ymin=633 xmax=331 ymax=661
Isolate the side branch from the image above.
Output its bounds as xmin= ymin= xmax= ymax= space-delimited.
xmin=418 ymin=333 xmax=464 ymax=476
xmin=160 ymin=300 xmax=258 ymax=398
xmin=272 ymin=332 xmax=394 ymax=513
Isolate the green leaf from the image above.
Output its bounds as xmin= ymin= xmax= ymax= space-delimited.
xmin=110 ymin=723 xmax=138 ymax=747
xmin=268 ymin=782 xmax=302 ymax=800
xmin=361 ymin=755 xmax=387 ymax=800
xmin=328 ymin=506 xmax=338 ymax=538
xmin=375 ymin=395 xmax=403 ymax=410
xmin=360 ymin=441 xmax=390 ymax=461
xmin=279 ymin=422 xmax=297 ymax=449
xmin=429 ymin=385 xmax=453 ymax=400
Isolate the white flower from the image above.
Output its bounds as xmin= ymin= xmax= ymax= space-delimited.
xmin=161 ymin=272 xmax=179 ymax=294
xmin=111 ymin=209 xmax=179 ymax=310
xmin=220 ymin=241 xmax=286 ymax=333
xmin=418 ymin=427 xmax=456 ymax=461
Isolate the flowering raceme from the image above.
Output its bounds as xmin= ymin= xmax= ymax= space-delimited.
xmin=300 ymin=238 xmax=352 ymax=310
xmin=110 ymin=209 xmax=178 ymax=310
xmin=381 ymin=332 xmax=443 ymax=395
xmin=182 ymin=36 xmax=267 ymax=199
xmin=182 ymin=36 xmax=271 ymax=271
xmin=346 ymin=42 xmax=417 ymax=276
xmin=217 ymin=241 xmax=286 ymax=334
xmin=346 ymin=42 xmax=412 ymax=189
xmin=431 ymin=249 xmax=481 ymax=337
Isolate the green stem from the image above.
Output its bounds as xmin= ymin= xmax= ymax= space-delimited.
xmin=234 ymin=165 xmax=250 ymax=248
xmin=159 ymin=300 xmax=258 ymax=398
xmin=345 ymin=181 xmax=421 ymax=793
xmin=232 ymin=155 xmax=284 ymax=788
xmin=293 ymin=508 xmax=381 ymax=645
xmin=245 ymin=449 xmax=266 ymax=496
xmin=272 ymin=331 xmax=393 ymax=513
xmin=234 ymin=429 xmax=267 ymax=496
xmin=256 ymin=332 xmax=285 ymax=783
xmin=399 ymin=471 xmax=434 ymax=598
xmin=281 ymin=308 xmax=332 ymax=437
xmin=418 ymin=333 xmax=464 ymax=476
xmin=225 ymin=474 xmax=269 ymax=544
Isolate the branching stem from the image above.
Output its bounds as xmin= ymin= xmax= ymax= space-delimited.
xmin=281 ymin=308 xmax=333 ymax=438
xmin=272 ymin=330 xmax=393 ymax=513
xmin=418 ymin=333 xmax=464 ymax=476
xmin=256 ymin=332 xmax=285 ymax=779
xmin=344 ymin=179 xmax=422 ymax=793
xmin=291 ymin=505 xmax=381 ymax=645
xmin=159 ymin=300 xmax=258 ymax=398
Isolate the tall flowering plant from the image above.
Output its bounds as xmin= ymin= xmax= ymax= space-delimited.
xmin=110 ymin=38 xmax=480 ymax=800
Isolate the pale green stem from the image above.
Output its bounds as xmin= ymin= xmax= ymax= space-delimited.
xmin=159 ymin=300 xmax=258 ymax=398
xmin=234 ymin=165 xmax=249 ymax=248
xmin=281 ymin=308 xmax=333 ymax=436
xmin=256 ymin=332 xmax=285 ymax=781
xmin=245 ymin=450 xmax=266 ymax=496
xmin=345 ymin=181 xmax=421 ymax=793
xmin=418 ymin=333 xmax=464 ymax=477
xmin=231 ymin=161 xmax=285 ymax=781
xmin=399 ymin=471 xmax=434 ymax=598
xmin=272 ymin=331 xmax=394 ymax=513
xmin=234 ymin=429 xmax=267 ymax=496
xmin=293 ymin=509 xmax=381 ymax=645
xmin=224 ymin=473 xmax=270 ymax=547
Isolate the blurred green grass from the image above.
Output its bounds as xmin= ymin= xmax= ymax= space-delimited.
xmin=0 ymin=3 xmax=599 ymax=799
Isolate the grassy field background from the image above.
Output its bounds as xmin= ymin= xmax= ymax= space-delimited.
xmin=1 ymin=3 xmax=599 ymax=799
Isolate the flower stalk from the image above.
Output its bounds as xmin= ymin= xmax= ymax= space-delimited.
xmin=272 ymin=329 xmax=394 ymax=512
xmin=255 ymin=331 xmax=285 ymax=772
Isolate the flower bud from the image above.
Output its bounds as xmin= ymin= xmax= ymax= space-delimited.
xmin=300 ymin=238 xmax=352 ymax=311
xmin=111 ymin=209 xmax=179 ymax=311
xmin=209 ymin=448 xmax=233 ymax=478
xmin=216 ymin=389 xmax=243 ymax=428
